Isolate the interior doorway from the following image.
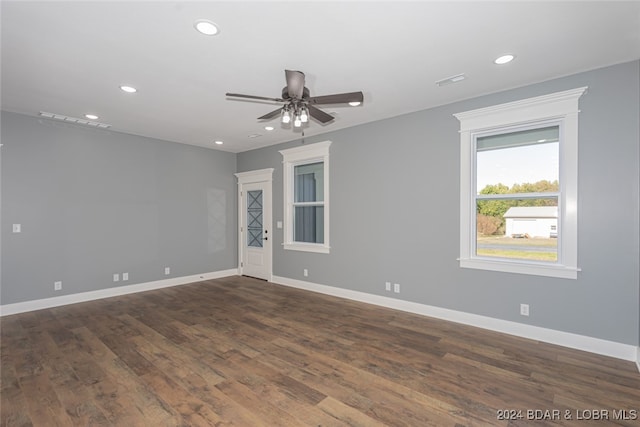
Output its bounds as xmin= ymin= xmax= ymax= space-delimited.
xmin=235 ymin=169 xmax=273 ymax=281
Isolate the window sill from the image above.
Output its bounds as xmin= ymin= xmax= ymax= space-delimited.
xmin=284 ymin=243 xmax=330 ymax=254
xmin=459 ymin=257 xmax=579 ymax=279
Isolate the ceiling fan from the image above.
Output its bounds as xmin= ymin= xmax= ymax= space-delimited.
xmin=226 ymin=70 xmax=363 ymax=128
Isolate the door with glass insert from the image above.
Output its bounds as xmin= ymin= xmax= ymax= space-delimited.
xmin=241 ymin=181 xmax=272 ymax=280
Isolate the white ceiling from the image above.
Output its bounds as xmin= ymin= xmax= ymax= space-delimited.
xmin=2 ymin=1 xmax=639 ymax=153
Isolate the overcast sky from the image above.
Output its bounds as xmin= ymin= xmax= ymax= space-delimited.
xmin=476 ymin=142 xmax=559 ymax=193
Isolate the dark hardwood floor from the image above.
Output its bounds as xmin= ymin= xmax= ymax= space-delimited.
xmin=2 ymin=275 xmax=639 ymax=426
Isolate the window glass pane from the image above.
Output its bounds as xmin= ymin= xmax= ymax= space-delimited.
xmin=477 ymin=126 xmax=559 ymax=195
xmin=294 ymin=162 xmax=324 ymax=202
xmin=477 ymin=126 xmax=558 ymax=151
xmin=476 ymin=198 xmax=558 ymax=262
xmin=294 ymin=206 xmax=324 ymax=244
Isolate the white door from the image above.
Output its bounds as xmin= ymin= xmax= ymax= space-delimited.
xmin=236 ymin=169 xmax=273 ymax=281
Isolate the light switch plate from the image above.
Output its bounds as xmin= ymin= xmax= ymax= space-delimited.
xmin=12 ymin=224 xmax=21 ymax=233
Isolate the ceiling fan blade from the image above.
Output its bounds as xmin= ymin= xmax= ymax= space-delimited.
xmin=308 ymin=91 xmax=364 ymax=105
xmin=285 ymin=70 xmax=305 ymax=99
xmin=226 ymin=93 xmax=284 ymax=102
xmin=308 ymin=105 xmax=334 ymax=124
xmin=257 ymin=108 xmax=283 ymax=121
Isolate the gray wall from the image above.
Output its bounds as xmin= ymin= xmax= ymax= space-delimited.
xmin=238 ymin=60 xmax=640 ymax=346
xmin=1 ymin=111 xmax=237 ymax=305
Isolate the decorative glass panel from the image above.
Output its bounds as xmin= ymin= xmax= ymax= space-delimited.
xmin=247 ymin=190 xmax=263 ymax=247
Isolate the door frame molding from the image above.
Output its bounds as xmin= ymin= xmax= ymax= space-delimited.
xmin=234 ymin=168 xmax=274 ymax=281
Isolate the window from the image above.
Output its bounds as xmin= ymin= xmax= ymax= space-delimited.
xmin=454 ymin=87 xmax=586 ymax=279
xmin=280 ymin=141 xmax=331 ymax=253
xmin=476 ymin=125 xmax=560 ymax=261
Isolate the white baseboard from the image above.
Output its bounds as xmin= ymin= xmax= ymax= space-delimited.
xmin=272 ymin=275 xmax=639 ymax=365
xmin=0 ymin=269 xmax=238 ymax=317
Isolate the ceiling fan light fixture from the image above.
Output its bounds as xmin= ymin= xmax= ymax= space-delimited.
xmin=281 ymin=108 xmax=291 ymax=124
xmin=194 ymin=20 xmax=219 ymax=36
xmin=226 ymin=69 xmax=361 ymax=132
xmin=300 ymin=107 xmax=309 ymax=123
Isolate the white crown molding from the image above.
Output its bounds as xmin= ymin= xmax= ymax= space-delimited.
xmin=272 ymin=275 xmax=638 ymax=368
xmin=0 ymin=269 xmax=238 ymax=316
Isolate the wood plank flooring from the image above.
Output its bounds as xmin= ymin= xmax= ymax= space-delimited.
xmin=2 ymin=275 xmax=639 ymax=426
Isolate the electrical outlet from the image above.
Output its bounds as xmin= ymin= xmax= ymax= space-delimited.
xmin=520 ymin=303 xmax=530 ymax=316
xmin=113 ymin=273 xmax=119 ymax=282
xmin=164 ymin=267 xmax=170 ymax=275
xmin=385 ymin=281 xmax=391 ymax=291
xmin=393 ymin=283 xmax=400 ymax=293
xmin=54 ymin=281 xmax=62 ymax=291
xmin=303 ymin=269 xmax=308 ymax=277
xmin=122 ymin=272 xmax=129 ymax=281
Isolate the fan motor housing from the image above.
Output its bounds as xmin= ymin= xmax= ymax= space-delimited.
xmin=282 ymin=86 xmax=310 ymax=100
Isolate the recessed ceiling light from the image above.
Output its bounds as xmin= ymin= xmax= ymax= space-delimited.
xmin=214 ymin=140 xmax=223 ymax=145
xmin=120 ymin=85 xmax=137 ymax=93
xmin=494 ymin=54 xmax=515 ymax=65
xmin=85 ymin=114 xmax=99 ymax=120
xmin=348 ymin=101 xmax=361 ymax=107
xmin=194 ymin=20 xmax=219 ymax=36
xmin=264 ymin=126 xmax=275 ymax=131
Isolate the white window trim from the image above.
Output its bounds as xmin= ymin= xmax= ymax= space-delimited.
xmin=454 ymin=87 xmax=587 ymax=279
xmin=280 ymin=141 xmax=331 ymax=254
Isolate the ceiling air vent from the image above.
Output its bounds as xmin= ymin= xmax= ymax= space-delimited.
xmin=435 ymin=73 xmax=466 ymax=87
xmin=39 ymin=111 xmax=111 ymax=129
